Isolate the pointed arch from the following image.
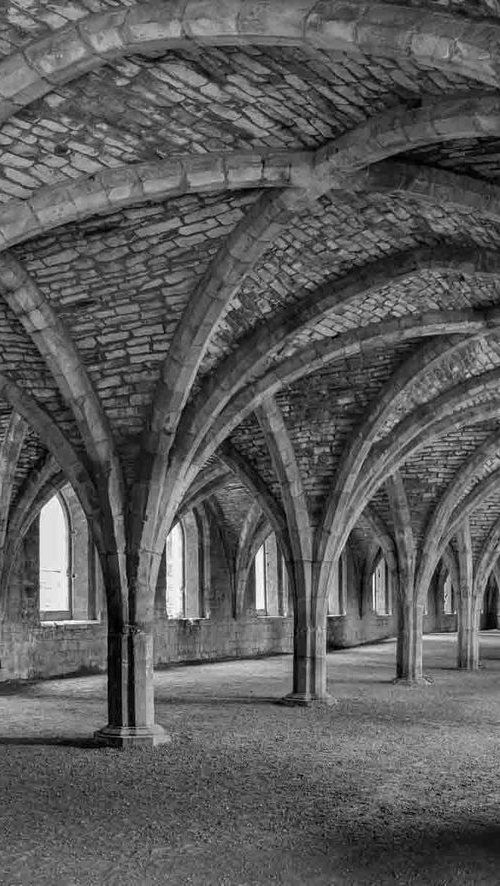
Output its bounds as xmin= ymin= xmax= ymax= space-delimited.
xmin=187 ymin=310 xmax=499 ymax=485
xmin=0 ymin=256 xmax=127 ymax=607
xmin=235 ymin=504 xmax=269 ymax=618
xmin=171 ymin=249 xmax=500 ymax=480
xmin=39 ymin=492 xmax=71 ymax=617
xmin=0 ymin=411 xmax=27 ymax=550
xmin=415 ymin=431 xmax=500 ymax=600
xmin=256 ymin=397 xmax=312 ymax=565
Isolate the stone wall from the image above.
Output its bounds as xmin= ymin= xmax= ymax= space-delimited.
xmin=0 ymin=621 xmax=107 ymax=681
xmin=0 ymin=616 xmax=294 ymax=681
xmin=327 ymin=613 xmax=397 ymax=649
xmin=0 ymin=507 xmax=294 ymax=682
xmin=154 ymin=616 xmax=292 ymax=668
xmin=1 ymin=507 xmax=494 ymax=683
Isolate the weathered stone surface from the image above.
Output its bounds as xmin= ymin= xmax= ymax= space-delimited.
xmin=2 ymin=0 xmax=500 ymax=738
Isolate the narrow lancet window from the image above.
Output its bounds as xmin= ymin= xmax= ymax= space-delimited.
xmin=39 ymin=494 xmax=70 ymax=616
xmin=372 ymin=555 xmax=390 ymax=615
xmin=166 ymin=522 xmax=185 ymax=618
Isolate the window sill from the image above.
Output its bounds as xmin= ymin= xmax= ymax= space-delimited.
xmin=40 ymin=619 xmax=102 ymax=628
xmin=255 ymin=613 xmax=290 ymax=619
xmin=165 ymin=616 xmax=208 ymax=623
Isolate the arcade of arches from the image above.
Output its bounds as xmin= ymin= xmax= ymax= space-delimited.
xmin=3 ymin=0 xmax=500 ymax=751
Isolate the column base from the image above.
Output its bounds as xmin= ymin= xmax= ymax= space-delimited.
xmin=392 ymin=675 xmax=434 ymax=687
xmin=278 ymin=692 xmax=336 ymax=707
xmin=94 ymin=724 xmax=171 ymax=748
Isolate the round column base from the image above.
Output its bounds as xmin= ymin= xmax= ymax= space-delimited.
xmin=94 ymin=724 xmax=171 ymax=748
xmin=278 ymin=692 xmax=336 ymax=708
xmin=392 ymin=674 xmax=434 ymax=687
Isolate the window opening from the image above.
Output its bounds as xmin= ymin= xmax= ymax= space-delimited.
xmin=329 ymin=552 xmax=346 ymax=616
xmin=372 ymin=556 xmax=390 ymax=615
xmin=255 ymin=543 xmax=267 ymax=613
xmin=39 ymin=494 xmax=70 ymax=616
xmin=166 ymin=522 xmax=185 ymax=618
xmin=443 ymin=574 xmax=454 ymax=615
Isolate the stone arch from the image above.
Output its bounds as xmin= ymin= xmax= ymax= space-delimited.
xmin=171 ymin=249 xmax=500 ymax=481
xmin=0 ymin=255 xmax=127 ymax=617
xmin=185 ymin=310 xmax=497 ymax=497
xmin=6 ymin=156 xmax=500 ymax=261
xmin=0 ymin=2 xmax=498 ymax=133
xmin=0 ymin=379 xmax=100 ymax=549
xmin=0 ymin=411 xmax=27 ymax=551
xmin=1 ymin=455 xmax=63 ymax=568
xmin=415 ymin=432 xmax=500 ymax=601
xmin=236 ymin=513 xmax=272 ymax=619
xmin=353 ymin=505 xmax=397 ymax=619
xmin=351 ymin=371 xmax=500 ymax=531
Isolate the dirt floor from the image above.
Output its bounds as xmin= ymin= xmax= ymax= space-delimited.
xmin=1 ymin=633 xmax=500 ymax=885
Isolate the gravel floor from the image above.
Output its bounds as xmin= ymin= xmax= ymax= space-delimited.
xmin=1 ymin=633 xmax=500 ymax=885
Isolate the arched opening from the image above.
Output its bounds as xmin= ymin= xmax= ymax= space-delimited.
xmin=443 ymin=573 xmax=455 ymax=615
xmin=255 ymin=542 xmax=266 ymax=613
xmin=166 ymin=521 xmax=185 ymax=618
xmin=482 ymin=573 xmax=499 ymax=629
xmin=252 ymin=534 xmax=288 ymax=617
xmin=328 ymin=550 xmax=347 ymax=616
xmin=163 ymin=515 xmax=205 ymax=619
xmin=39 ymin=494 xmax=71 ymax=620
xmin=371 ymin=554 xmax=391 ymax=616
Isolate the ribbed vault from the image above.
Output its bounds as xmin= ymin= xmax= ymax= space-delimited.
xmin=2 ymin=0 xmax=500 ymax=734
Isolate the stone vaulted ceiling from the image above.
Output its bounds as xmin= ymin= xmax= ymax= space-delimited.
xmin=2 ymin=0 xmax=500 ymax=598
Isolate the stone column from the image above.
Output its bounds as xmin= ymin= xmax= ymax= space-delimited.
xmin=95 ymin=621 xmax=168 ymax=747
xmin=456 ymin=593 xmax=480 ymax=670
xmin=395 ymin=595 xmax=425 ymax=683
xmin=455 ymin=520 xmax=479 ymax=670
xmin=282 ymin=559 xmax=331 ymax=705
xmin=94 ymin=552 xmax=169 ymax=748
xmin=290 ymin=619 xmax=328 ymax=701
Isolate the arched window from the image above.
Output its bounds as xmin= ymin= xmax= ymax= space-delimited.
xmin=372 ymin=555 xmax=391 ymax=616
xmin=39 ymin=494 xmax=71 ymax=618
xmin=255 ymin=543 xmax=267 ymax=613
xmin=166 ymin=522 xmax=185 ymax=618
xmin=443 ymin=573 xmax=454 ymax=615
xmin=252 ymin=535 xmax=285 ymax=616
xmin=329 ymin=551 xmax=347 ymax=616
xmin=279 ymin=553 xmax=290 ymax=617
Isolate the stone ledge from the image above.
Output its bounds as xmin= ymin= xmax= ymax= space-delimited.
xmin=40 ymin=620 xmax=102 ymax=629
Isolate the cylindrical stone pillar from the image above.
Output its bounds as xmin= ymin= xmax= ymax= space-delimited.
xmin=282 ymin=614 xmax=331 ymax=705
xmin=457 ymin=595 xmax=480 ymax=670
xmin=396 ymin=596 xmax=424 ymax=683
xmin=94 ymin=622 xmax=169 ymax=747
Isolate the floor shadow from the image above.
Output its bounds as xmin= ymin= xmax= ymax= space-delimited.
xmin=335 ymin=820 xmax=500 ymax=882
xmin=0 ymin=682 xmax=39 ymax=697
xmin=0 ymin=735 xmax=98 ymax=748
xmin=156 ymin=694 xmax=282 ymax=705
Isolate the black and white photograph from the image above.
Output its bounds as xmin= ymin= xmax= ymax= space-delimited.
xmin=0 ymin=1 xmax=499 ymax=883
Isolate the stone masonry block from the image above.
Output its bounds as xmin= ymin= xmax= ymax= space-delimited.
xmin=78 ymin=10 xmax=128 ymax=58
xmin=24 ymin=29 xmax=97 ymax=85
